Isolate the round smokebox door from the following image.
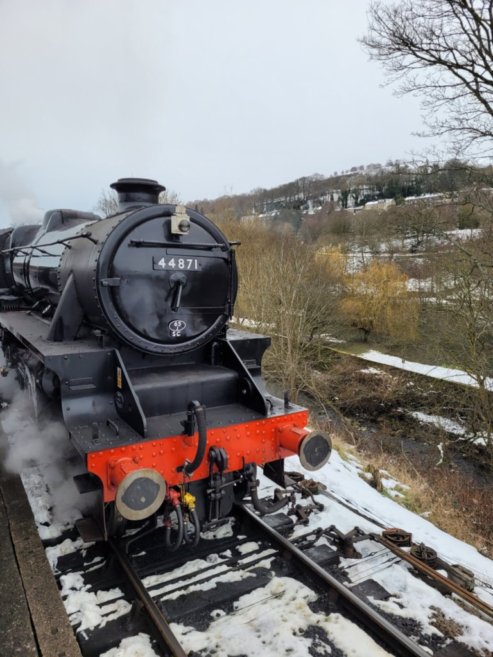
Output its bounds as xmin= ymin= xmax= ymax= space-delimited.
xmin=104 ymin=215 xmax=232 ymax=351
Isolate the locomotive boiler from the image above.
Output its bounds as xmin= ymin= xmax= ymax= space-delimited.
xmin=0 ymin=178 xmax=331 ymax=543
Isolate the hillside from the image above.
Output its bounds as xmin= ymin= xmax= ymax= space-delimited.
xmin=190 ymin=159 xmax=493 ymax=218
xmin=188 ymin=161 xmax=493 ymax=555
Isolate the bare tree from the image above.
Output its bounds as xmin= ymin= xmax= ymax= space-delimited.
xmin=362 ymin=1 xmax=493 ymax=154
xmin=159 ymin=189 xmax=181 ymax=205
xmin=217 ymin=219 xmax=338 ymax=401
xmin=431 ymin=242 xmax=493 ymax=459
xmin=95 ymin=186 xmax=182 ymax=217
xmin=388 ymin=202 xmax=445 ymax=251
xmin=253 ymin=237 xmax=339 ymax=401
xmin=95 ymin=188 xmax=118 ymax=217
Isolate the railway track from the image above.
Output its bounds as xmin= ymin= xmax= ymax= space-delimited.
xmin=20 ymin=466 xmax=493 ymax=657
xmin=107 ymin=538 xmax=187 ymax=657
xmin=89 ymin=504 xmax=431 ymax=657
xmin=236 ymin=504 xmax=428 ymax=657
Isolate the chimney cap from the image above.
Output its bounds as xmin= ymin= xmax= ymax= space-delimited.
xmin=110 ymin=177 xmax=166 ymax=195
xmin=110 ymin=177 xmax=166 ymax=210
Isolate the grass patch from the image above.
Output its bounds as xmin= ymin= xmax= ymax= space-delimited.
xmin=308 ymin=360 xmax=493 ymax=557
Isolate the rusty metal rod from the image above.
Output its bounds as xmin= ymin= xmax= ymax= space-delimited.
xmin=375 ymin=535 xmax=493 ymax=621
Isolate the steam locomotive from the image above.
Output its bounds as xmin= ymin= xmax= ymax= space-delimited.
xmin=0 ymin=178 xmax=331 ymax=543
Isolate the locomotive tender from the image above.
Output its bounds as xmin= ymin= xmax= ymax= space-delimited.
xmin=0 ymin=178 xmax=331 ymax=542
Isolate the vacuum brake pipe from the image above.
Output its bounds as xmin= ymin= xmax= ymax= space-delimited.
xmin=178 ymin=401 xmax=207 ymax=476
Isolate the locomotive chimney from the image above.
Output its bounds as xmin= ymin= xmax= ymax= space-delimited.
xmin=110 ymin=177 xmax=166 ymax=211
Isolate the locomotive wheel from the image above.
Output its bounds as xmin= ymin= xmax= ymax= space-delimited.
xmin=105 ymin=503 xmax=127 ymax=538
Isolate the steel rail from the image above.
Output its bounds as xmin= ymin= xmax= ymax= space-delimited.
xmin=108 ymin=539 xmax=187 ymax=657
xmin=375 ymin=535 xmax=493 ymax=621
xmin=238 ymin=504 xmax=429 ymax=657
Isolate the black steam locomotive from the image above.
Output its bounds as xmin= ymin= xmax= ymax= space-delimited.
xmin=0 ymin=178 xmax=331 ymax=543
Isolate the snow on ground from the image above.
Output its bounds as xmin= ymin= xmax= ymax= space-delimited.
xmin=45 ymin=557 xmax=131 ymax=633
xmin=20 ymin=445 xmax=493 ymax=655
xmin=62 ymin=575 xmax=131 ymax=632
xmin=147 ymin=548 xmax=276 ymax=602
xmin=21 ymin=467 xmax=82 ymax=540
xmin=201 ymin=517 xmax=235 ymax=540
xmin=99 ymin=634 xmax=160 ymax=657
xmin=237 ymin=541 xmax=260 ymax=555
xmin=20 ymin=463 xmax=133 ymax=636
xmin=45 ymin=537 xmax=88 ymax=571
xmin=171 ymin=576 xmax=393 ymax=657
xmin=259 ymin=450 xmax=493 ymax=654
xmin=142 ymin=554 xmax=229 ymax=589
xmin=411 ymin=411 xmax=468 ymax=436
xmin=319 ymin=334 xmax=346 ymax=344
xmin=343 ymin=541 xmax=493 ymax=656
xmin=445 ymin=228 xmax=483 ymax=241
xmin=262 ymin=452 xmax=493 ymax=607
xmin=406 ymin=278 xmax=434 ymax=292
xmin=360 ymin=366 xmax=388 ymax=376
xmin=410 ymin=411 xmax=489 ymax=446
xmin=346 ymin=348 xmax=493 ymax=391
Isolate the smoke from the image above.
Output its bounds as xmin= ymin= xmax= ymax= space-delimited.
xmin=0 ymin=394 xmax=86 ymax=528
xmin=0 ymin=159 xmax=44 ymax=227
xmin=1 ymin=396 xmax=69 ymax=471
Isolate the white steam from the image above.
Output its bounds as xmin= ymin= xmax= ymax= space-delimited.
xmin=1 ymin=395 xmax=68 ymax=471
xmin=0 ymin=159 xmax=44 ymax=227
xmin=0 ymin=394 xmax=85 ymax=532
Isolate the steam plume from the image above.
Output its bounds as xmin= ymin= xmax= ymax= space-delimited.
xmin=0 ymin=159 xmax=44 ymax=227
xmin=0 ymin=393 xmax=85 ymax=529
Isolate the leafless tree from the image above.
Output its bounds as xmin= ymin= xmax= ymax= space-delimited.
xmin=217 ymin=219 xmax=338 ymax=401
xmin=159 ymin=189 xmax=181 ymax=205
xmin=362 ymin=1 xmax=493 ymax=155
xmin=95 ymin=186 xmax=182 ymax=217
xmin=95 ymin=188 xmax=118 ymax=217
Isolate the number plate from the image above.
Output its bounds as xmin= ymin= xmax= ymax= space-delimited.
xmin=152 ymin=256 xmax=201 ymax=271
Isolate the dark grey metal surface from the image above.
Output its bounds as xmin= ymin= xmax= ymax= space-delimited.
xmin=0 ymin=307 xmax=302 ymax=458
xmin=0 ymin=310 xmax=100 ymax=358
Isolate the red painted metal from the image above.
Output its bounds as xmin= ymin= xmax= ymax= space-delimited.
xmin=276 ymin=424 xmax=309 ymax=453
xmin=87 ymin=411 xmax=309 ymax=502
xmin=108 ymin=457 xmax=139 ymax=488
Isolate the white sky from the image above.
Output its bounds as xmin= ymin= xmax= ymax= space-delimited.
xmin=0 ymin=0 xmax=426 ymax=222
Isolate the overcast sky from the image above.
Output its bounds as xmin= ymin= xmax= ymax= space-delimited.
xmin=0 ymin=0 xmax=426 ymax=224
